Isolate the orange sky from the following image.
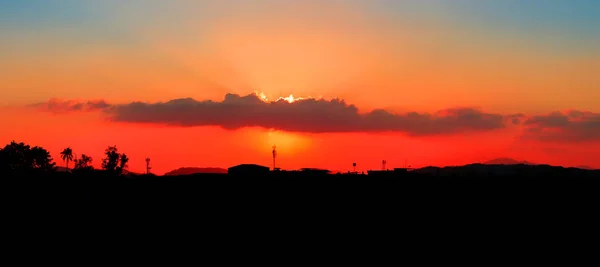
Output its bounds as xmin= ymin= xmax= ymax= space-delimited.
xmin=1 ymin=1 xmax=599 ymax=173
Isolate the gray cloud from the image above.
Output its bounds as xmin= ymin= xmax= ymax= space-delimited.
xmin=96 ymin=93 xmax=507 ymax=136
xmin=31 ymin=99 xmax=110 ymax=113
xmin=31 ymin=93 xmax=519 ymax=136
xmin=30 ymin=95 xmax=600 ymax=141
xmin=522 ymin=111 xmax=600 ymax=142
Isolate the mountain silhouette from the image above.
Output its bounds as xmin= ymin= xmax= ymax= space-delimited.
xmin=164 ymin=167 xmax=228 ymax=176
xmin=574 ymin=165 xmax=595 ymax=170
xmin=483 ymin=158 xmax=534 ymax=165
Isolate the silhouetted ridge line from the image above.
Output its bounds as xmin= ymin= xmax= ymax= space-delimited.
xmin=483 ymin=158 xmax=534 ymax=165
xmin=164 ymin=167 xmax=228 ymax=176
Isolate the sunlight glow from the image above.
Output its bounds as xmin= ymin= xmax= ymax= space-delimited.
xmin=253 ymin=91 xmax=321 ymax=104
xmin=254 ymin=91 xmax=269 ymax=102
xmin=264 ymin=129 xmax=312 ymax=155
xmin=278 ymin=94 xmax=304 ymax=103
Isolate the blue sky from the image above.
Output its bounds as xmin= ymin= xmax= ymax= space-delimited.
xmin=444 ymin=0 xmax=600 ymax=39
xmin=2 ymin=0 xmax=599 ymax=35
xmin=2 ymin=0 xmax=598 ymax=63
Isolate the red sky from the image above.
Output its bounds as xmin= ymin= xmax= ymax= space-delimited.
xmin=1 ymin=1 xmax=599 ymax=174
xmin=1 ymin=98 xmax=598 ymax=175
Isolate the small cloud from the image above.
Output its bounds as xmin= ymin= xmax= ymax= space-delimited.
xmin=522 ymin=110 xmax=600 ymax=142
xmin=31 ymin=99 xmax=111 ymax=113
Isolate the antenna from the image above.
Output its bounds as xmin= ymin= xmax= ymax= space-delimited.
xmin=382 ymin=160 xmax=387 ymax=170
xmin=272 ymin=145 xmax=277 ymax=170
xmin=353 ymin=162 xmax=357 ymax=173
xmin=145 ymin=157 xmax=151 ymax=174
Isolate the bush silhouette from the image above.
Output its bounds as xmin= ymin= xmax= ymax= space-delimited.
xmin=0 ymin=141 xmax=55 ymax=175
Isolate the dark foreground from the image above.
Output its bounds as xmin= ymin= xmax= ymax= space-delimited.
xmin=4 ymin=165 xmax=599 ymax=252
xmin=5 ymin=164 xmax=600 ymax=212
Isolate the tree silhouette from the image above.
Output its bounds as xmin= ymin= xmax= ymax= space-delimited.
xmin=74 ymin=154 xmax=93 ymax=170
xmin=102 ymin=146 xmax=120 ymax=173
xmin=0 ymin=141 xmax=55 ymax=175
xmin=60 ymin=147 xmax=74 ymax=172
xmin=30 ymin=146 xmax=56 ymax=172
xmin=0 ymin=141 xmax=30 ymax=173
xmin=117 ymin=154 xmax=129 ymax=175
xmin=101 ymin=146 xmax=129 ymax=175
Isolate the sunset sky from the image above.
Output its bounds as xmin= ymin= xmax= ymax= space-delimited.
xmin=1 ymin=0 xmax=599 ymax=174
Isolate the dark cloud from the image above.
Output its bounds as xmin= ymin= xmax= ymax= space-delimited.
xmin=522 ymin=111 xmax=600 ymax=142
xmin=29 ymin=95 xmax=600 ymax=141
xmin=95 ymin=93 xmax=507 ymax=136
xmin=31 ymin=99 xmax=110 ymax=113
xmin=30 ymin=93 xmax=516 ymax=135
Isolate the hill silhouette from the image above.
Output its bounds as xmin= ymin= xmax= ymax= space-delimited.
xmin=575 ymin=165 xmax=595 ymax=170
xmin=164 ymin=167 xmax=228 ymax=176
xmin=483 ymin=158 xmax=534 ymax=165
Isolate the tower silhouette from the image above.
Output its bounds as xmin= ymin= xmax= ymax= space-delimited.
xmin=145 ymin=158 xmax=151 ymax=174
xmin=272 ymin=145 xmax=277 ymax=170
xmin=382 ymin=160 xmax=387 ymax=170
xmin=353 ymin=162 xmax=357 ymax=173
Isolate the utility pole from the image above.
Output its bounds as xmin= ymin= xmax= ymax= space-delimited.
xmin=272 ymin=145 xmax=277 ymax=170
xmin=145 ymin=158 xmax=151 ymax=175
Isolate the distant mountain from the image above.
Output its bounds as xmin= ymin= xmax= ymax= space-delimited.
xmin=483 ymin=158 xmax=534 ymax=165
xmin=164 ymin=167 xmax=228 ymax=176
xmin=574 ymin=165 xmax=595 ymax=170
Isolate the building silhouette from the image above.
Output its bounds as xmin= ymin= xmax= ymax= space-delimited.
xmin=367 ymin=168 xmax=410 ymax=177
xmin=299 ymin=168 xmax=330 ymax=176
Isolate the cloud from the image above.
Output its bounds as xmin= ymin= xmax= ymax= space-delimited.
xmin=30 ymin=93 xmax=515 ymax=136
xmin=82 ymin=93 xmax=504 ymax=136
xmin=31 ymin=99 xmax=110 ymax=113
xmin=27 ymin=95 xmax=600 ymax=142
xmin=522 ymin=110 xmax=600 ymax=142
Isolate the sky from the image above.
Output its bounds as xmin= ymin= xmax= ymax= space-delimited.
xmin=1 ymin=0 xmax=599 ymax=174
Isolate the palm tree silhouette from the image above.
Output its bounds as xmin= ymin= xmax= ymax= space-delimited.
xmin=60 ymin=147 xmax=73 ymax=172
